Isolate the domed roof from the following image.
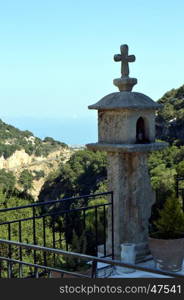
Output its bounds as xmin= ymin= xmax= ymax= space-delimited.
xmin=88 ymin=91 xmax=161 ymax=111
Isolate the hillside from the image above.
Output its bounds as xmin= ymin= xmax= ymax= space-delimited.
xmin=0 ymin=119 xmax=68 ymax=158
xmin=38 ymin=150 xmax=107 ymax=202
xmin=0 ymin=119 xmax=73 ymax=199
xmin=156 ymin=84 xmax=184 ymax=145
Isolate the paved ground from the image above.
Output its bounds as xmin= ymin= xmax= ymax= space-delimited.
xmin=97 ymin=260 xmax=184 ymax=278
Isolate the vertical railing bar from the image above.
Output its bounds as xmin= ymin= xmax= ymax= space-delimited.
xmin=103 ymin=205 xmax=107 ymax=257
xmin=8 ymin=223 xmax=11 ymax=256
xmin=65 ymin=213 xmax=69 ymax=252
xmin=0 ymin=247 xmax=1 ymax=278
xmin=43 ymin=217 xmax=47 ymax=266
xmin=111 ymin=192 xmax=114 ymax=260
xmin=52 ymin=222 xmax=56 ymax=267
xmin=8 ymin=223 xmax=13 ymax=277
xmin=8 ymin=260 xmax=13 ymax=279
xmin=83 ymin=209 xmax=86 ymax=248
xmin=176 ymin=176 xmax=179 ymax=198
xmin=32 ymin=206 xmax=37 ymax=275
xmin=7 ymin=261 xmax=11 ymax=278
xmin=35 ymin=268 xmax=39 ymax=278
xmin=182 ymin=190 xmax=184 ymax=212
xmin=65 ymin=212 xmax=69 ymax=268
xmin=48 ymin=270 xmax=52 ymax=278
xmin=95 ymin=207 xmax=98 ymax=256
xmin=59 ymin=231 xmax=62 ymax=248
xmin=83 ymin=210 xmax=86 ymax=232
xmin=91 ymin=260 xmax=97 ymax=278
xmin=18 ymin=221 xmax=23 ymax=278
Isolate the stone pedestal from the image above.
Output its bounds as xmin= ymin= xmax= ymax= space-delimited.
xmin=87 ymin=143 xmax=166 ymax=260
xmin=107 ymin=151 xmax=154 ymax=259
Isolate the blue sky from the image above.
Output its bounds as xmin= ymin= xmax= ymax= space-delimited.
xmin=0 ymin=0 xmax=184 ymax=144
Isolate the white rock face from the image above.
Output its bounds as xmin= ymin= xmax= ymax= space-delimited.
xmin=0 ymin=150 xmax=33 ymax=169
xmin=0 ymin=147 xmax=73 ymax=200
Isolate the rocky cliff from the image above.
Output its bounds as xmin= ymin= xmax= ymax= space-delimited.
xmin=0 ymin=147 xmax=73 ymax=199
xmin=0 ymin=119 xmax=73 ymax=199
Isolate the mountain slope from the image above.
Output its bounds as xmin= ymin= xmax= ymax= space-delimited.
xmin=0 ymin=119 xmax=68 ymax=158
xmin=156 ymin=84 xmax=184 ymax=145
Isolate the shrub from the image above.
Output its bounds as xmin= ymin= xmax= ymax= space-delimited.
xmin=152 ymin=194 xmax=184 ymax=239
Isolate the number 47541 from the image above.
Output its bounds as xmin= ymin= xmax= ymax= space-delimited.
xmin=150 ymin=285 xmax=181 ymax=294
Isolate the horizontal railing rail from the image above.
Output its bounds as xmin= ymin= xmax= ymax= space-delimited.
xmin=0 ymin=192 xmax=113 ymax=213
xmin=0 ymin=256 xmax=89 ymax=278
xmin=0 ymin=239 xmax=184 ymax=278
xmin=0 ymin=202 xmax=111 ymax=226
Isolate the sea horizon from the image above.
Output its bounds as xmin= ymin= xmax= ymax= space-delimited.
xmin=1 ymin=115 xmax=98 ymax=147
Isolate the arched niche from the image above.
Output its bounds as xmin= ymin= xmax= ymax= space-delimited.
xmin=136 ymin=117 xmax=149 ymax=143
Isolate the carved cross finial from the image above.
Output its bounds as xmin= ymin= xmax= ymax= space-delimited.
xmin=114 ymin=44 xmax=135 ymax=77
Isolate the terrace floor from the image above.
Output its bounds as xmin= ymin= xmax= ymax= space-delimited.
xmin=97 ymin=259 xmax=184 ymax=278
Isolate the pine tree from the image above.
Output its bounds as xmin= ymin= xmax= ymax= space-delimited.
xmin=154 ymin=194 xmax=184 ymax=239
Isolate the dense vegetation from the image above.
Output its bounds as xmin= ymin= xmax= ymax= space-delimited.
xmin=156 ymin=84 xmax=184 ymax=145
xmin=39 ymin=150 xmax=107 ymax=201
xmin=38 ymin=145 xmax=184 ymax=206
xmin=0 ymin=169 xmax=16 ymax=195
xmin=0 ymin=168 xmax=45 ymax=200
xmin=151 ymin=194 xmax=184 ymax=239
xmin=0 ymin=119 xmax=68 ymax=158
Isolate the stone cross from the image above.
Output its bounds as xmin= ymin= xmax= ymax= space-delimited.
xmin=114 ymin=44 xmax=135 ymax=77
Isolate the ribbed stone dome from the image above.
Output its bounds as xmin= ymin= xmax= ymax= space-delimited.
xmin=88 ymin=91 xmax=161 ymax=110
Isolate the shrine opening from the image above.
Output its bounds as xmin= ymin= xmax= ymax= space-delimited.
xmin=136 ymin=117 xmax=147 ymax=143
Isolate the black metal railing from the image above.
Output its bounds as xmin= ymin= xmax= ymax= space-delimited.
xmin=0 ymin=239 xmax=183 ymax=278
xmin=0 ymin=192 xmax=114 ymax=273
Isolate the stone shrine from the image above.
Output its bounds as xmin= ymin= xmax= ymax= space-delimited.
xmin=87 ymin=44 xmax=168 ymax=260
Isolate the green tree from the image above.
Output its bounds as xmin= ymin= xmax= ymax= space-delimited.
xmin=39 ymin=149 xmax=107 ymax=202
xmin=176 ymin=161 xmax=184 ymax=177
xmin=0 ymin=169 xmax=16 ymax=194
xmin=153 ymin=194 xmax=184 ymax=239
xmin=19 ymin=170 xmax=34 ymax=193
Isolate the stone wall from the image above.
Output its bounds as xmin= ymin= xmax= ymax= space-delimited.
xmin=98 ymin=109 xmax=155 ymax=144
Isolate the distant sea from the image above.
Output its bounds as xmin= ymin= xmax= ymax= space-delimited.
xmin=2 ymin=116 xmax=98 ymax=147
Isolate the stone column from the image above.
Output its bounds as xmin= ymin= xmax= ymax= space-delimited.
xmin=106 ymin=151 xmax=155 ymax=260
xmin=87 ymin=44 xmax=168 ymax=261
